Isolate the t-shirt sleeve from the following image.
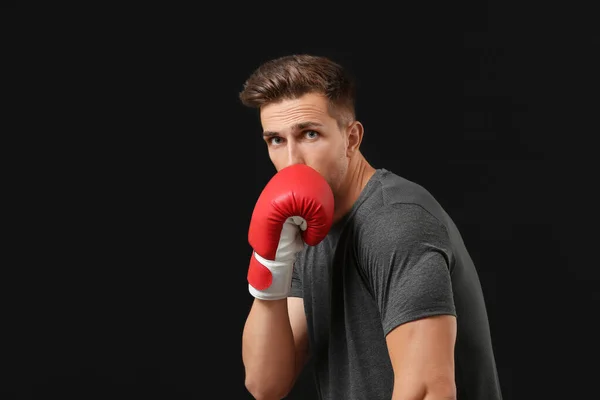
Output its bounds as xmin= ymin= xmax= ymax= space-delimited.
xmin=358 ymin=203 xmax=457 ymax=336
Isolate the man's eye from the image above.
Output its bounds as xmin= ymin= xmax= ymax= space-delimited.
xmin=269 ymin=137 xmax=283 ymax=145
xmin=305 ymin=130 xmax=319 ymax=139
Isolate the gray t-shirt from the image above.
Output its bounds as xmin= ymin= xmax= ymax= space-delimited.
xmin=291 ymin=168 xmax=502 ymax=400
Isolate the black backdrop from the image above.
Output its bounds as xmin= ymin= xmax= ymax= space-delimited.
xmin=2 ymin=3 xmax=598 ymax=400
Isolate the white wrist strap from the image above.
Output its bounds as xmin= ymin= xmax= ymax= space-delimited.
xmin=248 ymin=252 xmax=294 ymax=300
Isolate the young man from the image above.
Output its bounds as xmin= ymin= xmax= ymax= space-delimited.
xmin=240 ymin=54 xmax=503 ymax=400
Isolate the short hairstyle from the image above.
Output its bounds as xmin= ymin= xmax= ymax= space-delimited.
xmin=239 ymin=54 xmax=356 ymax=128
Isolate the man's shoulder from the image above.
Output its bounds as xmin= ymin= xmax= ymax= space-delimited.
xmin=355 ymin=201 xmax=448 ymax=246
xmin=358 ymin=168 xmax=447 ymax=225
xmin=347 ymin=170 xmax=454 ymax=267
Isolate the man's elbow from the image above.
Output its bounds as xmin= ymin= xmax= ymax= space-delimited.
xmin=245 ymin=377 xmax=292 ymax=400
xmin=425 ymin=380 xmax=456 ymax=400
xmin=392 ymin=379 xmax=456 ymax=400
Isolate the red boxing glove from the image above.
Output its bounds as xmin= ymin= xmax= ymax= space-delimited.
xmin=247 ymin=164 xmax=334 ymax=300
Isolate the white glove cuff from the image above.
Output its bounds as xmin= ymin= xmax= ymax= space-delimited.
xmin=248 ymin=252 xmax=294 ymax=300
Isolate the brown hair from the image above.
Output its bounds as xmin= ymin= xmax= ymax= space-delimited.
xmin=239 ymin=54 xmax=356 ymax=128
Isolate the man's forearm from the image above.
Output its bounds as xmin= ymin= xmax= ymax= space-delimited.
xmin=242 ymin=298 xmax=296 ymax=398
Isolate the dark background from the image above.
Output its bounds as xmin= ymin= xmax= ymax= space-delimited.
xmin=2 ymin=3 xmax=598 ymax=399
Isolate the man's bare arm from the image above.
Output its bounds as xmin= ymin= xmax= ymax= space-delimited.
xmin=242 ymin=297 xmax=309 ymax=399
xmin=386 ymin=315 xmax=457 ymax=400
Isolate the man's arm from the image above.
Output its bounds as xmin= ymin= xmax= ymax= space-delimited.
xmin=357 ymin=204 xmax=458 ymax=399
xmin=242 ymin=296 xmax=310 ymax=400
xmin=386 ymin=315 xmax=457 ymax=400
xmin=242 ymin=164 xmax=332 ymax=399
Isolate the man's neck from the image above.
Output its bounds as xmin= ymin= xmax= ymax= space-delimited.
xmin=333 ymin=152 xmax=376 ymax=223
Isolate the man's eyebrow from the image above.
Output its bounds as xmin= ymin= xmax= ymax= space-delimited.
xmin=262 ymin=121 xmax=324 ymax=137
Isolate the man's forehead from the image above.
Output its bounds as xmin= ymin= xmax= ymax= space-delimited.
xmin=260 ymin=94 xmax=332 ymax=131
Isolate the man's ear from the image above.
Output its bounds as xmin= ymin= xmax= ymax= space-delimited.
xmin=346 ymin=121 xmax=364 ymax=157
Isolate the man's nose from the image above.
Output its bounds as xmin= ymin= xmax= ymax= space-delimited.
xmin=285 ymin=141 xmax=304 ymax=167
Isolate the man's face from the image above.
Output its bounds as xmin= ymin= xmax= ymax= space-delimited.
xmin=260 ymin=92 xmax=350 ymax=194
